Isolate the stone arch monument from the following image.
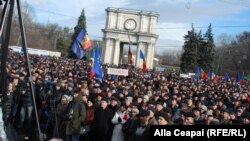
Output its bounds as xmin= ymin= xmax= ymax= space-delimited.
xmin=102 ymin=7 xmax=159 ymax=69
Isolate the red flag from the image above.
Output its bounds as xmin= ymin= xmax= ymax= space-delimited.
xmin=142 ymin=60 xmax=147 ymax=73
xmin=128 ymin=46 xmax=133 ymax=65
xmin=240 ymin=79 xmax=245 ymax=85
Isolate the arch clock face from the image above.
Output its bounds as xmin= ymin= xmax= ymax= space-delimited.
xmin=124 ymin=19 xmax=136 ymax=30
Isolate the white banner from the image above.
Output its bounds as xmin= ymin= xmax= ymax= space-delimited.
xmin=180 ymin=73 xmax=190 ymax=78
xmin=188 ymin=73 xmax=196 ymax=77
xmin=107 ymin=68 xmax=129 ymax=76
xmin=155 ymin=67 xmax=165 ymax=72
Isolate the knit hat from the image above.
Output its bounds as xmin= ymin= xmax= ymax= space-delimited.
xmin=62 ymin=95 xmax=70 ymax=101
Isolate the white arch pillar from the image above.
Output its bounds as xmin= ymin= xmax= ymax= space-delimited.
xmin=113 ymin=39 xmax=120 ymax=66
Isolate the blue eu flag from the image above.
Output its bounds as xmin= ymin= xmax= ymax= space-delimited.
xmin=92 ymin=45 xmax=103 ymax=80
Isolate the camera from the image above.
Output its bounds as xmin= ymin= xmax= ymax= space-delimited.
xmin=66 ymin=109 xmax=74 ymax=120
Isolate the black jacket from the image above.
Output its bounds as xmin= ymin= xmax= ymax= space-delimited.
xmin=20 ymin=85 xmax=33 ymax=107
xmin=123 ymin=119 xmax=150 ymax=141
xmin=93 ymin=106 xmax=113 ymax=136
xmin=2 ymin=91 xmax=15 ymax=121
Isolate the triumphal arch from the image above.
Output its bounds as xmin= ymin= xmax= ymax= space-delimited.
xmin=102 ymin=7 xmax=159 ymax=69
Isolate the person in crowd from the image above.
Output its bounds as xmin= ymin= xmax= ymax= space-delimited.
xmin=65 ymin=91 xmax=86 ymax=141
xmin=183 ymin=112 xmax=195 ymax=125
xmin=2 ymin=83 xmax=19 ymax=141
xmin=18 ymin=80 xmax=33 ymax=130
xmin=55 ymin=95 xmax=70 ymax=139
xmin=242 ymin=112 xmax=250 ymax=125
xmin=93 ymin=98 xmax=112 ymax=141
xmin=123 ymin=108 xmax=139 ymax=141
xmin=134 ymin=109 xmax=150 ymax=141
xmin=108 ymin=96 xmax=120 ymax=140
xmin=220 ymin=109 xmax=232 ymax=125
xmin=81 ymin=98 xmax=95 ymax=141
xmin=148 ymin=107 xmax=158 ymax=125
xmin=156 ymin=111 xmax=173 ymax=125
xmin=111 ymin=106 xmax=128 ymax=141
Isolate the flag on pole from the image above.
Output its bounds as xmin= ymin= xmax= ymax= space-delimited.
xmin=236 ymin=71 xmax=245 ymax=85
xmin=208 ymin=69 xmax=215 ymax=80
xmin=224 ymin=72 xmax=230 ymax=81
xmin=91 ymin=45 xmax=103 ymax=80
xmin=140 ymin=50 xmax=147 ymax=73
xmin=128 ymin=46 xmax=133 ymax=65
xmin=196 ymin=66 xmax=201 ymax=76
xmin=71 ymin=29 xmax=92 ymax=59
xmin=201 ymin=69 xmax=208 ymax=79
xmin=241 ymin=72 xmax=245 ymax=85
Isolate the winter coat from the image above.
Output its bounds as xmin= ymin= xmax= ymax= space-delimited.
xmin=56 ymin=102 xmax=68 ymax=135
xmin=20 ymin=86 xmax=33 ymax=107
xmin=65 ymin=95 xmax=86 ymax=135
xmin=86 ymin=106 xmax=94 ymax=125
xmin=56 ymin=102 xmax=68 ymax=121
xmin=2 ymin=91 xmax=15 ymax=121
xmin=53 ymin=89 xmax=63 ymax=105
xmin=35 ymin=84 xmax=46 ymax=109
xmin=111 ymin=111 xmax=127 ymax=141
xmin=108 ymin=104 xmax=119 ymax=138
xmin=93 ymin=106 xmax=113 ymax=137
xmin=123 ymin=118 xmax=150 ymax=141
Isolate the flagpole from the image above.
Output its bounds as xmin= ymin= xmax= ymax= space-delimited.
xmin=16 ymin=0 xmax=42 ymax=140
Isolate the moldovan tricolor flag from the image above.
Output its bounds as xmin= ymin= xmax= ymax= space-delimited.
xmin=71 ymin=29 xmax=93 ymax=59
xmin=140 ymin=50 xmax=147 ymax=73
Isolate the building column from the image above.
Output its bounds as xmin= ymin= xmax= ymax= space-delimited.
xmin=106 ymin=12 xmax=110 ymax=28
xmin=136 ymin=42 xmax=145 ymax=68
xmin=113 ymin=39 xmax=120 ymax=66
xmin=103 ymin=38 xmax=115 ymax=65
xmin=119 ymin=44 xmax=123 ymax=65
xmin=102 ymin=38 xmax=109 ymax=64
xmin=151 ymin=43 xmax=155 ymax=68
xmin=146 ymin=43 xmax=153 ymax=69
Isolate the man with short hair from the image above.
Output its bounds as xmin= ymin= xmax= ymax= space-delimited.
xmin=93 ymin=98 xmax=113 ymax=141
xmin=184 ymin=112 xmax=195 ymax=125
xmin=125 ymin=109 xmax=150 ymax=141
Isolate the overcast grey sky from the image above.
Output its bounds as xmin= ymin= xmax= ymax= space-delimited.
xmin=25 ymin=0 xmax=250 ymax=53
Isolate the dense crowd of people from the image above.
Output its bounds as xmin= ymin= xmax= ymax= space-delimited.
xmin=1 ymin=50 xmax=250 ymax=141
